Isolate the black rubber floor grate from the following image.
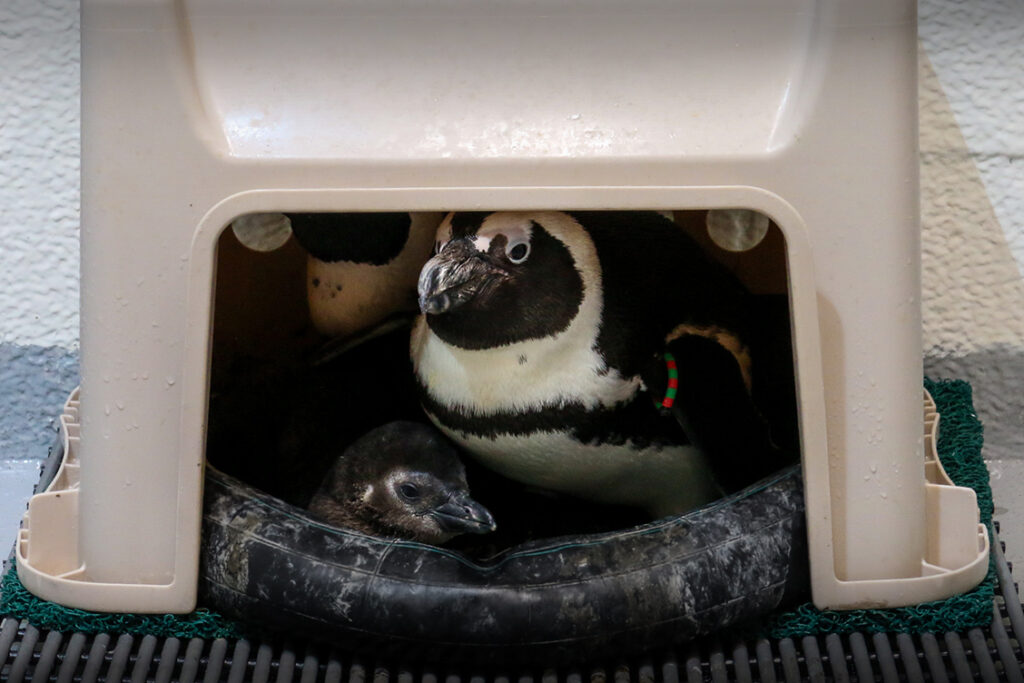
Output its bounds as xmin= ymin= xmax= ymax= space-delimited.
xmin=3 ymin=528 xmax=1022 ymax=682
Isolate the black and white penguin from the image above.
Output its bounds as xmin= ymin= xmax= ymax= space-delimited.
xmin=411 ymin=211 xmax=785 ymax=518
xmin=307 ymin=421 xmax=496 ymax=545
xmin=287 ymin=212 xmax=444 ymax=338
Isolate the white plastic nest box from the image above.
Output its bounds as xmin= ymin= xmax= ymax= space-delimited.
xmin=18 ymin=0 xmax=988 ymax=614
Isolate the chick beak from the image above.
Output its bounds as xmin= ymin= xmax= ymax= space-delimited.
xmin=429 ymin=493 xmax=497 ymax=535
xmin=417 ymin=238 xmax=504 ymax=315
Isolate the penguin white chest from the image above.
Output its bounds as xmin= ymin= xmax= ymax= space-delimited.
xmin=438 ymin=427 xmax=721 ymax=518
xmin=411 ymin=319 xmax=721 ymax=517
xmin=411 ymin=316 xmax=639 ymax=413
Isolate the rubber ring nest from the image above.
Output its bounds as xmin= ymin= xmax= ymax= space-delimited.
xmin=199 ymin=463 xmax=807 ymax=664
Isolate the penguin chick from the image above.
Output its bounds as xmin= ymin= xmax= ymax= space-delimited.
xmin=288 ymin=212 xmax=443 ymax=339
xmin=307 ymin=421 xmax=497 ymax=545
xmin=412 ymin=211 xmax=781 ymax=519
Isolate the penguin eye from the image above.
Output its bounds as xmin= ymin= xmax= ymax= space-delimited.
xmin=506 ymin=240 xmax=530 ymax=264
xmin=398 ymin=483 xmax=421 ymax=501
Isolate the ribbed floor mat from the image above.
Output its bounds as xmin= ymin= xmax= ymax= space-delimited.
xmin=3 ymin=528 xmax=1022 ymax=682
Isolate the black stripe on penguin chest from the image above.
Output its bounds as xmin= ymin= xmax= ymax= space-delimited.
xmin=425 ymin=223 xmax=585 ymax=350
xmin=418 ymin=383 xmax=686 ymax=450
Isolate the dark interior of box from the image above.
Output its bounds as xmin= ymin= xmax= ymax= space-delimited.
xmin=203 ymin=210 xmax=800 ymax=558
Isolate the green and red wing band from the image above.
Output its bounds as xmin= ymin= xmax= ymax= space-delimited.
xmin=661 ymin=353 xmax=678 ymax=409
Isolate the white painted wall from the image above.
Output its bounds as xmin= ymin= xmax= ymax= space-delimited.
xmin=921 ymin=0 xmax=1024 ymax=279
xmin=0 ymin=0 xmax=80 ymax=350
xmin=0 ymin=0 xmax=1021 ymax=560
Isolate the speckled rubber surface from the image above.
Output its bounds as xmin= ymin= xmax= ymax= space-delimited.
xmin=2 ymin=525 xmax=1022 ymax=681
xmin=199 ymin=464 xmax=808 ymax=664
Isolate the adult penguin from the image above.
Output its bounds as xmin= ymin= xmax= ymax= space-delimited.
xmin=411 ymin=211 xmax=787 ymax=518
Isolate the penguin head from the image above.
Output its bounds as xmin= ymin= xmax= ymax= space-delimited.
xmin=310 ymin=421 xmax=496 ymax=544
xmin=417 ymin=212 xmax=592 ymax=349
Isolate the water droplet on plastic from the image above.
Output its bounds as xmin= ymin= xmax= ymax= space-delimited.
xmin=166 ymin=376 xmax=176 ymax=386
xmin=116 ymin=400 xmax=125 ymax=411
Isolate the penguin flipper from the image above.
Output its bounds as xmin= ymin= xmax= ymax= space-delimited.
xmin=646 ymin=334 xmax=790 ymax=493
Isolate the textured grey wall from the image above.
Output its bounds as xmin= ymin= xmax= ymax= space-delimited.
xmin=918 ymin=0 xmax=1024 ymax=566
xmin=0 ymin=345 xmax=78 ymax=460
xmin=0 ymin=0 xmax=80 ymax=548
xmin=919 ymin=41 xmax=1024 ymax=465
xmin=0 ymin=2 xmax=82 ymax=554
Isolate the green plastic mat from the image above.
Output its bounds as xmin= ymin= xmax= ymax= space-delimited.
xmin=1 ymin=379 xmax=994 ymax=642
xmin=0 ymin=559 xmax=245 ymax=639
xmin=763 ymin=377 xmax=995 ymax=638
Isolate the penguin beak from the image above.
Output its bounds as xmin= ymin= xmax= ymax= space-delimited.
xmin=429 ymin=493 xmax=497 ymax=535
xmin=417 ymin=238 xmax=506 ymax=315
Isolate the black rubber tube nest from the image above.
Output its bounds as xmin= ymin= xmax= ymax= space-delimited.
xmin=199 ymin=464 xmax=808 ymax=664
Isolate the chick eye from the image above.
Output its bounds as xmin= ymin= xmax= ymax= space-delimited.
xmin=398 ymin=483 xmax=421 ymax=501
xmin=507 ymin=240 xmax=530 ymax=264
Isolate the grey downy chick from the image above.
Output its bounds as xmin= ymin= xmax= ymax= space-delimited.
xmin=308 ymin=421 xmax=496 ymax=545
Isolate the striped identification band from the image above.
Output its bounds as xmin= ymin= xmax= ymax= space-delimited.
xmin=661 ymin=352 xmax=678 ymax=409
